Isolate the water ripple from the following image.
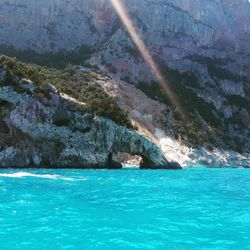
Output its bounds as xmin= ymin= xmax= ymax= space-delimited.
xmin=0 ymin=168 xmax=249 ymax=249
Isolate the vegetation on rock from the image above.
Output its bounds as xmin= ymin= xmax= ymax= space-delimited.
xmin=0 ymin=44 xmax=92 ymax=68
xmin=137 ymin=64 xmax=247 ymax=152
xmin=0 ymin=55 xmax=132 ymax=128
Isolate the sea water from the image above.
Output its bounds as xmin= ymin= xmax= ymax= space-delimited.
xmin=0 ymin=168 xmax=249 ymax=250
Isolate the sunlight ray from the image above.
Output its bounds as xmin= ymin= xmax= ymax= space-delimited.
xmin=110 ymin=0 xmax=185 ymax=118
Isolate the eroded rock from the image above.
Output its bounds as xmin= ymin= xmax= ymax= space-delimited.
xmin=0 ymin=83 xmax=181 ymax=169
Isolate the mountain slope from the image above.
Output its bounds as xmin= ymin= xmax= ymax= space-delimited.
xmin=0 ymin=0 xmax=249 ymax=166
xmin=0 ymin=56 xmax=182 ymax=169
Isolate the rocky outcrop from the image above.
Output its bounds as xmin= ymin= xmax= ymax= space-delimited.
xmin=0 ymin=0 xmax=249 ymax=156
xmin=95 ymin=0 xmax=250 ymax=153
xmin=0 ymin=79 xmax=181 ymax=169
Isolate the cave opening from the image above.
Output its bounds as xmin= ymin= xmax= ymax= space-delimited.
xmin=108 ymin=152 xmax=142 ymax=169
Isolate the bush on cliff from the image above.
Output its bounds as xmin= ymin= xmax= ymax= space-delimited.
xmin=0 ymin=44 xmax=92 ymax=68
xmin=0 ymin=55 xmax=133 ymax=128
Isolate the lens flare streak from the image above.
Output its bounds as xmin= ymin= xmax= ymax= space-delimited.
xmin=110 ymin=0 xmax=184 ymax=117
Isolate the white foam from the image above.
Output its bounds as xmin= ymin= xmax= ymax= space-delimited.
xmin=0 ymin=172 xmax=86 ymax=181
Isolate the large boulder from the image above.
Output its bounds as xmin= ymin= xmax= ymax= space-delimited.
xmin=140 ymin=157 xmax=182 ymax=170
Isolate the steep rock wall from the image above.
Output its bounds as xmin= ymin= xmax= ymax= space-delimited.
xmin=0 ymin=0 xmax=249 ymax=153
xmin=0 ymin=73 xmax=181 ymax=169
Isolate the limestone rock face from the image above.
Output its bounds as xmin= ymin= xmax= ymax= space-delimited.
xmin=0 ymin=0 xmax=116 ymax=52
xmin=0 ymin=84 xmax=181 ymax=169
xmin=0 ymin=0 xmax=249 ymax=153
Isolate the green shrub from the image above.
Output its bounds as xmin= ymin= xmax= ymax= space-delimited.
xmin=0 ymin=44 xmax=92 ymax=68
xmin=0 ymin=55 xmax=133 ymax=128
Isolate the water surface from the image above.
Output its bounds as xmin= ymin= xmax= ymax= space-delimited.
xmin=0 ymin=168 xmax=249 ymax=249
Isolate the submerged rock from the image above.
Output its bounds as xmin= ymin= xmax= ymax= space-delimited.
xmin=0 ymin=83 xmax=181 ymax=169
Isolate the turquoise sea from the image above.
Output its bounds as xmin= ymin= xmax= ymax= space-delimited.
xmin=0 ymin=168 xmax=249 ymax=250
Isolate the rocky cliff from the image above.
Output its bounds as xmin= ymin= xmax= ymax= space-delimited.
xmin=97 ymin=0 xmax=250 ymax=154
xmin=0 ymin=59 xmax=181 ymax=169
xmin=0 ymin=0 xmax=249 ymax=165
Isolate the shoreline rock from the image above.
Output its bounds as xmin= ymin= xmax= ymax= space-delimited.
xmin=0 ymin=83 xmax=181 ymax=170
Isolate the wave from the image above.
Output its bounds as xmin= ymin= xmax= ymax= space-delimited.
xmin=0 ymin=172 xmax=86 ymax=181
